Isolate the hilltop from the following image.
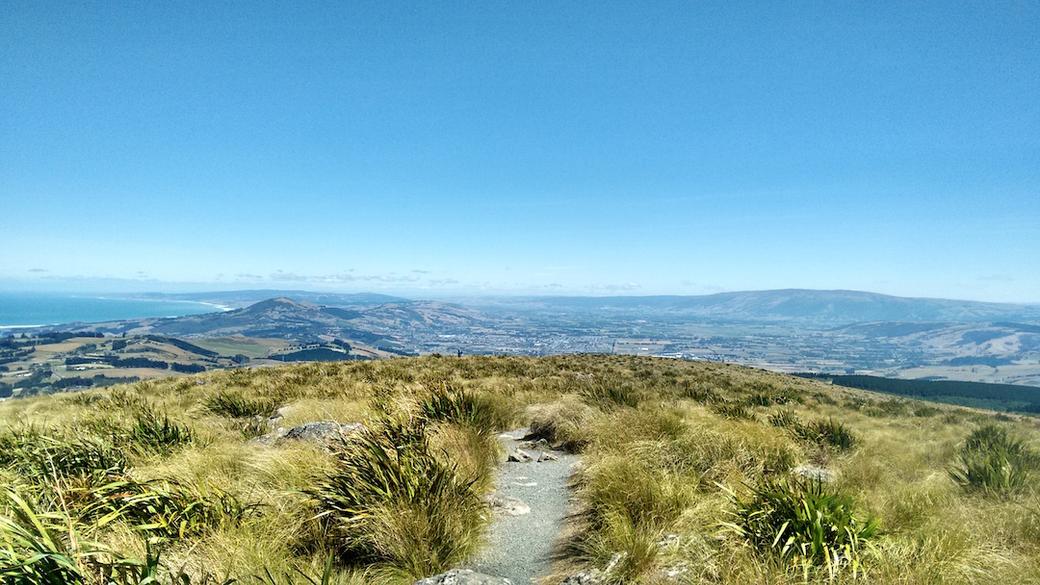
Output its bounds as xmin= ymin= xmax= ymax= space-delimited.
xmin=0 ymin=355 xmax=1038 ymax=584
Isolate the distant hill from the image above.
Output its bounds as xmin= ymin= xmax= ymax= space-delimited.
xmin=140 ymin=290 xmax=408 ymax=309
xmin=472 ymin=289 xmax=1040 ymax=325
xmin=51 ymin=297 xmax=489 ymax=349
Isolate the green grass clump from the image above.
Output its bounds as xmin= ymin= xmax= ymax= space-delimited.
xmin=204 ymin=390 xmax=281 ymax=419
xmin=768 ymin=409 xmax=800 ymax=429
xmin=124 ymin=408 xmax=196 ymax=455
xmin=80 ymin=478 xmax=254 ymax=540
xmin=0 ymin=426 xmax=127 ymax=481
xmin=0 ymin=488 xmax=192 ymax=585
xmin=711 ymin=400 xmax=755 ymax=420
xmin=790 ymin=416 xmax=856 ymax=447
xmin=949 ymin=424 xmax=1039 ymax=497
xmin=311 ymin=416 xmax=487 ymax=579
xmin=525 ymin=396 xmax=596 ymax=452
xmin=578 ymin=377 xmax=643 ymax=409
xmin=417 ymin=383 xmax=516 ymax=432
xmin=724 ymin=477 xmax=878 ymax=575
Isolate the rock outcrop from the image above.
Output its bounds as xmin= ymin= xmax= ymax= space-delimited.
xmin=254 ymin=421 xmax=364 ymax=447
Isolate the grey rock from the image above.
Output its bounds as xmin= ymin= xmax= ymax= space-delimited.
xmin=413 ymin=569 xmax=512 ymax=585
xmin=507 ymin=448 xmax=533 ymax=463
xmin=254 ymin=421 xmax=364 ymax=447
xmin=486 ymin=494 xmax=531 ymax=516
xmin=537 ymin=451 xmax=559 ymax=462
xmin=560 ymin=572 xmax=604 ymax=585
xmin=793 ymin=463 xmax=836 ymax=482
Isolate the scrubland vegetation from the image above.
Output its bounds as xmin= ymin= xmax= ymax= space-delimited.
xmin=0 ymin=355 xmax=1038 ymax=584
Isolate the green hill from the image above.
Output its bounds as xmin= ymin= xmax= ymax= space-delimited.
xmin=0 ymin=356 xmax=1038 ymax=584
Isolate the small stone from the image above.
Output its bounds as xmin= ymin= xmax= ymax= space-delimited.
xmin=486 ymin=494 xmax=531 ymax=516
xmin=657 ymin=533 xmax=679 ymax=548
xmin=537 ymin=451 xmax=559 ymax=462
xmin=413 ymin=569 xmax=512 ymax=585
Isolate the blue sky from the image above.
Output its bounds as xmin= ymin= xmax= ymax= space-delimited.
xmin=1 ymin=2 xmax=1038 ymax=301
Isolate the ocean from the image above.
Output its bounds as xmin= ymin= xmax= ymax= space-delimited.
xmin=0 ymin=292 xmax=221 ymax=328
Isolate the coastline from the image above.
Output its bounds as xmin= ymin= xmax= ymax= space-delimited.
xmin=0 ymin=293 xmax=228 ymax=329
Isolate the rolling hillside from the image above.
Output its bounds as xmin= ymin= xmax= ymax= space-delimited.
xmin=0 ymin=356 xmax=1038 ymax=584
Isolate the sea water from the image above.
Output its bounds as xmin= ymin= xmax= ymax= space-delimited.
xmin=0 ymin=292 xmax=220 ymax=327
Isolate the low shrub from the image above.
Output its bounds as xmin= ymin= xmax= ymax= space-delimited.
xmin=724 ymin=477 xmax=878 ymax=575
xmin=949 ymin=424 xmax=1039 ymax=497
xmin=679 ymin=382 xmax=721 ymax=403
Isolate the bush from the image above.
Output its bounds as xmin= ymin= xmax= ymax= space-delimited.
xmin=724 ymin=477 xmax=878 ymax=574
xmin=310 ymin=417 xmax=487 ymax=578
xmin=949 ymin=424 xmax=1039 ymax=497
xmin=679 ymin=382 xmax=721 ymax=403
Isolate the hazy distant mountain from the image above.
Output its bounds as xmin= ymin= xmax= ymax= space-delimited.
xmin=472 ymin=289 xmax=1040 ymax=325
xmin=88 ymin=297 xmax=487 ymax=345
xmin=142 ymin=290 xmax=408 ymax=309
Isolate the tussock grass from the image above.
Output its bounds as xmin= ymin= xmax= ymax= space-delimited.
xmin=204 ymin=390 xmax=281 ymax=419
xmin=310 ymin=416 xmax=488 ymax=579
xmin=723 ymin=477 xmax=879 ymax=576
xmin=950 ymin=424 xmax=1039 ymax=497
xmin=0 ymin=355 xmax=1037 ymax=584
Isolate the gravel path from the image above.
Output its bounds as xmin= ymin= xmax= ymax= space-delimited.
xmin=467 ymin=428 xmax=579 ymax=584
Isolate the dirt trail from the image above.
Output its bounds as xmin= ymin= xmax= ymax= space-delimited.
xmin=467 ymin=429 xmax=579 ymax=584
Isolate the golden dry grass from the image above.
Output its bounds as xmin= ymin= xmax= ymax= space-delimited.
xmin=0 ymin=355 xmax=1037 ymax=584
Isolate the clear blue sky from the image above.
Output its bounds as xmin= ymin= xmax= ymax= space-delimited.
xmin=2 ymin=2 xmax=1038 ymax=301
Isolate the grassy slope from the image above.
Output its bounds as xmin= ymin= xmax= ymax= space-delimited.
xmin=0 ymin=355 xmax=1038 ymax=584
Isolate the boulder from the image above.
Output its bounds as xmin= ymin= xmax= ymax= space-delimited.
xmin=255 ymin=421 xmax=364 ymax=447
xmin=537 ymin=451 xmax=559 ymax=462
xmin=413 ymin=569 xmax=512 ymax=585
